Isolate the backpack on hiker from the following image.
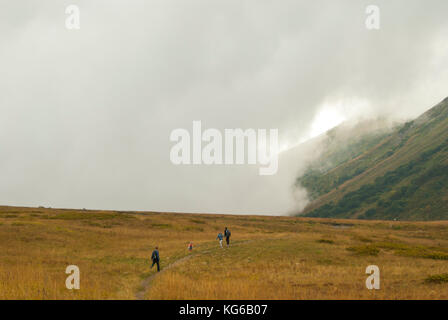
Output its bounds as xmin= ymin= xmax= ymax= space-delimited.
xmin=151 ymin=250 xmax=159 ymax=261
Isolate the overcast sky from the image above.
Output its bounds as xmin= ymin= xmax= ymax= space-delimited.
xmin=1 ymin=0 xmax=447 ymax=215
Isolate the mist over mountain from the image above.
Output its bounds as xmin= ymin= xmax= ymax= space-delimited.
xmin=295 ymin=97 xmax=448 ymax=220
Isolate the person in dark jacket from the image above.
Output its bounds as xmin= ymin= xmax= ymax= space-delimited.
xmin=224 ymin=227 xmax=231 ymax=247
xmin=151 ymin=246 xmax=160 ymax=272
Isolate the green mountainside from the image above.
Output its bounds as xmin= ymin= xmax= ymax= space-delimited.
xmin=296 ymin=97 xmax=448 ymax=221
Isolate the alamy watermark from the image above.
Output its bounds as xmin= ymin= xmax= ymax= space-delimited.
xmin=65 ymin=5 xmax=80 ymax=30
xmin=366 ymin=265 xmax=380 ymax=290
xmin=365 ymin=5 xmax=380 ymax=30
xmin=65 ymin=265 xmax=80 ymax=290
xmin=170 ymin=121 xmax=279 ymax=175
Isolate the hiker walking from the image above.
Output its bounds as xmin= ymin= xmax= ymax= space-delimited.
xmin=188 ymin=241 xmax=193 ymax=252
xmin=151 ymin=246 xmax=160 ymax=272
xmin=216 ymin=232 xmax=224 ymax=248
xmin=224 ymin=227 xmax=231 ymax=247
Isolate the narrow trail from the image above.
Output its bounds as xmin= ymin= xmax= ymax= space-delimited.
xmin=135 ymin=253 xmax=194 ymax=300
xmin=135 ymin=240 xmax=254 ymax=300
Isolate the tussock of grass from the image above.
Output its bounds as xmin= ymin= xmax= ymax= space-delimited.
xmin=189 ymin=219 xmax=206 ymax=224
xmin=347 ymin=245 xmax=380 ymax=256
xmin=317 ymin=239 xmax=334 ymax=244
xmin=11 ymin=222 xmax=26 ymax=226
xmin=345 ymin=240 xmax=448 ymax=260
xmin=2 ymin=214 xmax=18 ymax=218
xmin=49 ymin=211 xmax=133 ymax=221
xmin=85 ymin=221 xmax=114 ymax=228
xmin=422 ymin=252 xmax=448 ymax=260
xmin=183 ymin=226 xmax=204 ymax=232
xmin=353 ymin=235 xmax=373 ymax=242
xmin=374 ymin=241 xmax=448 ymax=260
xmin=425 ymin=273 xmax=448 ymax=284
xmin=151 ymin=223 xmax=172 ymax=229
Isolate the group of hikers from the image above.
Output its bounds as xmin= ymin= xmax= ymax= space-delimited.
xmin=216 ymin=227 xmax=231 ymax=248
xmin=150 ymin=227 xmax=231 ymax=272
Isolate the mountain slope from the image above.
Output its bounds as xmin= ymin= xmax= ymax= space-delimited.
xmin=297 ymin=97 xmax=448 ymax=221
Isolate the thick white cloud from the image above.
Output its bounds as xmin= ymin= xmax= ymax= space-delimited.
xmin=1 ymin=0 xmax=447 ymax=214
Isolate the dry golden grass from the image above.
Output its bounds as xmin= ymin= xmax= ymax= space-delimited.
xmin=0 ymin=206 xmax=447 ymax=299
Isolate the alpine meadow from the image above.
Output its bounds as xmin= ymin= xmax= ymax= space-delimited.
xmin=2 ymin=0 xmax=448 ymax=303
xmin=1 ymin=204 xmax=447 ymax=299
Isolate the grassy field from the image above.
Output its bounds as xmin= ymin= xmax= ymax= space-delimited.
xmin=0 ymin=205 xmax=447 ymax=299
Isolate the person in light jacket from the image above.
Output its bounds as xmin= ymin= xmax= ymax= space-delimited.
xmin=216 ymin=233 xmax=224 ymax=248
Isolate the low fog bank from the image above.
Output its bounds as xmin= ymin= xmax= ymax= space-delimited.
xmin=1 ymin=1 xmax=448 ymax=215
